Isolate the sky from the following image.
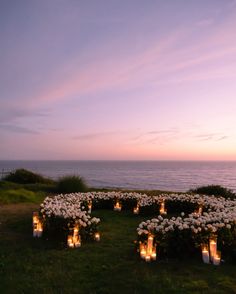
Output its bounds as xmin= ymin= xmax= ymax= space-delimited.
xmin=1 ymin=0 xmax=236 ymax=161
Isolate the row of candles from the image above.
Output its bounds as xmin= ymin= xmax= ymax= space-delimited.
xmin=202 ymin=237 xmax=221 ymax=265
xmin=102 ymin=199 xmax=206 ymax=218
xmin=113 ymin=200 xmax=168 ymax=215
xmin=113 ymin=201 xmax=140 ymax=214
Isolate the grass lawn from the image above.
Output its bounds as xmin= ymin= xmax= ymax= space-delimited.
xmin=0 ymin=203 xmax=236 ymax=294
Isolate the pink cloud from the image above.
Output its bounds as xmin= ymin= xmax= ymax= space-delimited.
xmin=20 ymin=10 xmax=236 ymax=111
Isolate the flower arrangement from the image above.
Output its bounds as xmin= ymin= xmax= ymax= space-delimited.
xmin=38 ymin=194 xmax=100 ymax=245
xmin=136 ymin=193 xmax=236 ymax=262
xmin=34 ymin=191 xmax=236 ymax=261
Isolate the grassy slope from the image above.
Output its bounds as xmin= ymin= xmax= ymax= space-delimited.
xmin=0 ymin=181 xmax=54 ymax=204
xmin=0 ymin=204 xmax=236 ymax=294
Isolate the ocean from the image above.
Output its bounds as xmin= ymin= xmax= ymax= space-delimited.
xmin=0 ymin=160 xmax=236 ymax=192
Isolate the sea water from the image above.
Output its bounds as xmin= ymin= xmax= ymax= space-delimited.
xmin=0 ymin=160 xmax=236 ymax=192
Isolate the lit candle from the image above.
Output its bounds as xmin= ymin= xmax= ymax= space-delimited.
xmin=201 ymin=247 xmax=210 ymax=264
xmin=145 ymin=255 xmax=151 ymax=262
xmin=72 ymin=234 xmax=77 ymax=245
xmin=37 ymin=221 xmax=43 ymax=237
xmin=209 ymin=238 xmax=217 ymax=262
xmin=139 ymin=243 xmax=146 ymax=259
xmin=33 ymin=223 xmax=38 ymax=237
xmin=147 ymin=235 xmax=153 ymax=256
xmin=32 ymin=212 xmax=43 ymax=237
xmin=94 ymin=232 xmax=100 ymax=241
xmin=73 ymin=225 xmax=79 ymax=235
xmin=67 ymin=235 xmax=74 ymax=248
xmin=151 ymin=246 xmax=157 ymax=261
xmin=160 ymin=201 xmax=167 ymax=215
xmin=32 ymin=212 xmax=39 ymax=225
xmin=74 ymin=235 xmax=81 ymax=248
xmin=114 ymin=201 xmax=122 ymax=211
xmin=212 ymin=251 xmax=221 ymax=266
xmin=133 ymin=206 xmax=139 ymax=214
xmin=88 ymin=200 xmax=92 ymax=213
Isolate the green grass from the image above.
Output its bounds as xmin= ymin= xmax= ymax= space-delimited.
xmin=0 ymin=204 xmax=235 ymax=294
xmin=0 ymin=188 xmax=45 ymax=204
xmin=0 ymin=181 xmax=55 ymax=204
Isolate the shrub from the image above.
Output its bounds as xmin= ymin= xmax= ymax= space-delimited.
xmin=189 ymin=185 xmax=235 ymax=199
xmin=3 ymin=169 xmax=54 ymax=184
xmin=57 ymin=175 xmax=88 ymax=193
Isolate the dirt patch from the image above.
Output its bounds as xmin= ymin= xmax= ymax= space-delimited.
xmin=0 ymin=203 xmax=39 ymax=242
xmin=0 ymin=203 xmax=39 ymax=222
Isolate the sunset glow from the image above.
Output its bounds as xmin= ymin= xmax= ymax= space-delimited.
xmin=1 ymin=0 xmax=236 ymax=160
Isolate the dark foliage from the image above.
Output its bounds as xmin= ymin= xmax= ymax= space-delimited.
xmin=166 ymin=200 xmax=197 ymax=214
xmin=189 ymin=185 xmax=236 ymax=199
xmin=3 ymin=169 xmax=54 ymax=184
xmin=57 ymin=175 xmax=88 ymax=193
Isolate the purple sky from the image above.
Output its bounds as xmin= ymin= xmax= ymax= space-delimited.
xmin=1 ymin=0 xmax=236 ymax=160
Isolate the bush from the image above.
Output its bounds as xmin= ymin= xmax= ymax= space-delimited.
xmin=57 ymin=175 xmax=88 ymax=193
xmin=189 ymin=185 xmax=235 ymax=199
xmin=3 ymin=169 xmax=54 ymax=184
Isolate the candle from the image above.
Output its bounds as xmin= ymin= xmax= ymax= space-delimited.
xmin=67 ymin=235 xmax=74 ymax=248
xmin=32 ymin=212 xmax=43 ymax=237
xmin=209 ymin=239 xmax=217 ymax=262
xmin=139 ymin=243 xmax=146 ymax=259
xmin=74 ymin=235 xmax=81 ymax=248
xmin=94 ymin=232 xmax=100 ymax=241
xmin=37 ymin=221 xmax=43 ymax=237
xmin=160 ymin=201 xmax=167 ymax=215
xmin=114 ymin=201 xmax=122 ymax=211
xmin=147 ymin=235 xmax=153 ymax=255
xmin=151 ymin=247 xmax=157 ymax=261
xmin=33 ymin=223 xmax=38 ymax=237
xmin=73 ymin=225 xmax=79 ymax=235
xmin=213 ymin=251 xmax=221 ymax=266
xmin=133 ymin=206 xmax=139 ymax=214
xmin=32 ymin=212 xmax=39 ymax=225
xmin=202 ymin=248 xmax=210 ymax=264
xmin=72 ymin=235 xmax=77 ymax=245
xmin=145 ymin=255 xmax=151 ymax=262
xmin=88 ymin=201 xmax=92 ymax=213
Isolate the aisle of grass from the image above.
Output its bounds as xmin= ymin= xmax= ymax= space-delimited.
xmin=0 ymin=204 xmax=236 ymax=294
